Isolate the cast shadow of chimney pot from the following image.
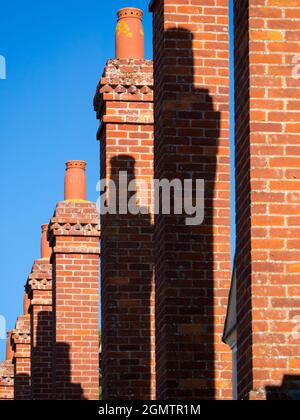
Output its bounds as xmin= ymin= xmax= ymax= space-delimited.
xmin=153 ymin=27 xmax=221 ymax=399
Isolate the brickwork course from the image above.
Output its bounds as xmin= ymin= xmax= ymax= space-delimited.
xmin=0 ymin=1 xmax=299 ymax=401
xmin=234 ymin=0 xmax=300 ymax=400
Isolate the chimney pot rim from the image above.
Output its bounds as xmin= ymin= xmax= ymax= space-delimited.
xmin=66 ymin=160 xmax=87 ymax=170
xmin=41 ymin=224 xmax=48 ymax=232
xmin=117 ymin=7 xmax=143 ymax=20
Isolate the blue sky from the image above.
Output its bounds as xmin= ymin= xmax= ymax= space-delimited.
xmin=0 ymin=0 xmax=234 ymax=359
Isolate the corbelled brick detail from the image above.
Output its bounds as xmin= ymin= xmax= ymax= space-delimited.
xmin=26 ymin=258 xmax=52 ymax=400
xmin=49 ymin=201 xmax=100 ymax=400
xmin=11 ymin=315 xmax=31 ymax=400
xmin=150 ymin=0 xmax=232 ymax=400
xmin=234 ymin=0 xmax=300 ymax=400
xmin=95 ymin=59 xmax=155 ymax=400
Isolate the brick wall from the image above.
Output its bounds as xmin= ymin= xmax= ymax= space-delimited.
xmin=26 ymin=257 xmax=52 ymax=399
xmin=94 ymin=59 xmax=155 ymax=399
xmin=234 ymin=0 xmax=300 ymax=400
xmin=49 ymin=201 xmax=100 ymax=400
xmin=150 ymin=0 xmax=232 ymax=399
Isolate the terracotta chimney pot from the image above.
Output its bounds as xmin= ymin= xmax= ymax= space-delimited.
xmin=116 ymin=8 xmax=145 ymax=59
xmin=23 ymin=291 xmax=30 ymax=315
xmin=41 ymin=224 xmax=51 ymax=259
xmin=64 ymin=160 xmax=87 ymax=202
xmin=6 ymin=331 xmax=13 ymax=361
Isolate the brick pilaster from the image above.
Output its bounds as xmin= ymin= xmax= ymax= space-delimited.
xmin=234 ymin=0 xmax=300 ymax=400
xmin=94 ymin=59 xmax=155 ymax=399
xmin=49 ymin=201 xmax=100 ymax=400
xmin=26 ymin=258 xmax=52 ymax=399
xmin=11 ymin=315 xmax=31 ymax=400
xmin=150 ymin=0 xmax=231 ymax=400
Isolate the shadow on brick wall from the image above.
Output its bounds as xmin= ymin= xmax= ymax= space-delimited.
xmin=15 ymin=311 xmax=87 ymax=400
xmin=101 ymin=155 xmax=154 ymax=399
xmin=266 ymin=375 xmax=300 ymax=400
xmin=14 ymin=373 xmax=31 ymax=400
xmin=54 ymin=342 xmax=86 ymax=400
xmin=152 ymin=25 xmax=224 ymax=399
xmin=31 ymin=311 xmax=53 ymax=399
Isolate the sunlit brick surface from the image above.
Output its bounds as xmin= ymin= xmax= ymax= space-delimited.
xmin=234 ymin=0 xmax=300 ymax=400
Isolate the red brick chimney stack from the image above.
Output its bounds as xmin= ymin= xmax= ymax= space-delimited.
xmin=49 ymin=160 xmax=100 ymax=400
xmin=95 ymin=7 xmax=155 ymax=399
xmin=116 ymin=8 xmax=144 ymax=59
xmin=64 ymin=160 xmax=87 ymax=202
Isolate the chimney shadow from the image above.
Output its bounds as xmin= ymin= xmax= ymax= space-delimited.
xmin=35 ymin=313 xmax=88 ymax=400
xmin=266 ymin=375 xmax=300 ymax=400
xmin=19 ymin=311 xmax=87 ymax=400
xmin=14 ymin=373 xmax=31 ymax=400
xmin=54 ymin=341 xmax=87 ymax=400
xmin=101 ymin=154 xmax=154 ymax=399
xmin=152 ymin=26 xmax=223 ymax=399
xmin=31 ymin=311 xmax=53 ymax=400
